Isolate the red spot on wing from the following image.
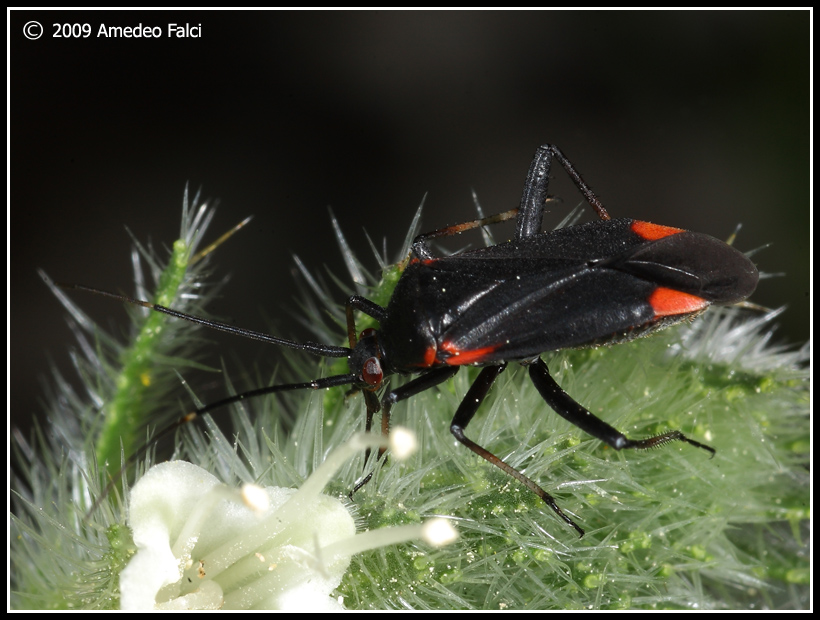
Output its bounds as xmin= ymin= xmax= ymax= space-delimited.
xmin=631 ymin=220 xmax=685 ymax=241
xmin=649 ymin=287 xmax=709 ymax=318
xmin=439 ymin=341 xmax=498 ymax=365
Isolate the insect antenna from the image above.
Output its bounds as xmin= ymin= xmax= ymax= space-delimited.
xmin=55 ymin=283 xmax=351 ymax=358
xmin=85 ymin=369 xmax=361 ymax=518
xmin=54 ymin=283 xmax=359 ymax=517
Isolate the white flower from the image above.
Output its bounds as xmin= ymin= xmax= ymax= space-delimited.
xmin=120 ymin=430 xmax=457 ymax=610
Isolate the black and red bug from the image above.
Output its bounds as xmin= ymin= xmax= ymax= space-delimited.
xmin=60 ymin=145 xmax=759 ymax=536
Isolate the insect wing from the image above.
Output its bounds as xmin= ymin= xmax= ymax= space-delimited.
xmin=385 ymin=218 xmax=755 ymax=369
xmin=600 ymin=229 xmax=759 ymax=305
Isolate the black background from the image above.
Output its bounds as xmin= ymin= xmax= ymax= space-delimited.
xmin=11 ymin=11 xmax=809 ymax=438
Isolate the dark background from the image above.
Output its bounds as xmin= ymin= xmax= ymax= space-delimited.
xmin=11 ymin=11 xmax=809 ymax=438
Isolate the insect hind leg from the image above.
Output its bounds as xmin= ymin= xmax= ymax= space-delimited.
xmin=528 ymin=357 xmax=715 ymax=456
xmin=410 ymin=144 xmax=613 ymax=259
xmin=515 ymin=144 xmax=612 ymax=242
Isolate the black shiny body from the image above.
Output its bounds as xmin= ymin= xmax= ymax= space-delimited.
xmin=73 ymin=145 xmax=758 ymax=536
xmin=380 ymin=218 xmax=757 ymax=374
xmin=342 ymin=145 xmax=758 ymax=536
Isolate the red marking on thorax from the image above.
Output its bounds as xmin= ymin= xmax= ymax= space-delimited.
xmin=409 ymin=257 xmax=439 ymax=267
xmin=421 ymin=345 xmax=437 ymax=367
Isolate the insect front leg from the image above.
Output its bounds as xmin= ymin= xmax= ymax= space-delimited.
xmin=345 ymin=294 xmax=388 ymax=347
xmin=380 ymin=366 xmax=460 ymax=440
xmin=528 ymin=357 xmax=715 ymax=455
xmin=351 ymin=366 xmax=459 ymax=497
xmin=450 ymin=363 xmax=586 ymax=537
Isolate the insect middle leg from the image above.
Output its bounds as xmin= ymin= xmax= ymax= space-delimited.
xmin=410 ymin=209 xmax=519 ymax=260
xmin=450 ymin=363 xmax=586 ymax=537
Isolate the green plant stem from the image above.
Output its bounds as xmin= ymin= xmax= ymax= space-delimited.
xmin=96 ymin=239 xmax=191 ymax=472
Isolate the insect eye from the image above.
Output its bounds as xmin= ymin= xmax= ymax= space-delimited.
xmin=359 ymin=327 xmax=377 ymax=340
xmin=361 ymin=357 xmax=383 ymax=386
